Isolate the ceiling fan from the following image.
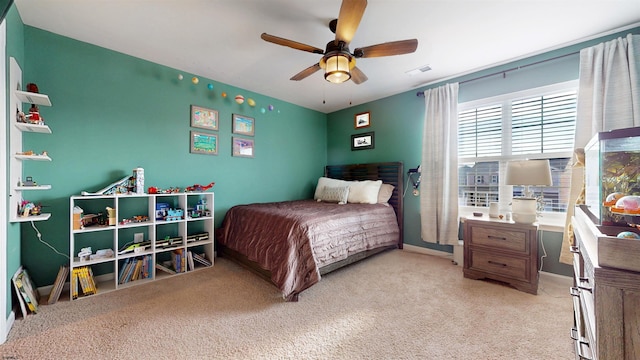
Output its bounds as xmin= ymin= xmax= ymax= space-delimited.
xmin=261 ymin=0 xmax=418 ymax=84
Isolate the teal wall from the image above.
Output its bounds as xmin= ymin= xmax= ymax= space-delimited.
xmin=327 ymin=26 xmax=640 ymax=277
xmin=16 ymin=27 xmax=327 ymax=288
xmin=4 ymin=4 xmax=23 ymax=320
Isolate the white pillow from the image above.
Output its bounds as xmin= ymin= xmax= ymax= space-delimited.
xmin=347 ymin=180 xmax=382 ymax=204
xmin=314 ymin=177 xmax=349 ymax=200
xmin=317 ymin=186 xmax=350 ymax=204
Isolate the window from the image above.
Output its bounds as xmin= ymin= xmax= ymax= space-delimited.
xmin=458 ymin=81 xmax=577 ymax=213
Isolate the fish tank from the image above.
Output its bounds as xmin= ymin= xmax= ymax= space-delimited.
xmin=585 ymin=126 xmax=640 ymax=226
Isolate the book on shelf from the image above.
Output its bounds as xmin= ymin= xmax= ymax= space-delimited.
xmin=46 ymin=265 xmax=69 ymax=305
xmin=192 ymin=252 xmax=212 ymax=267
xmin=74 ymin=266 xmax=96 ymax=296
xmin=155 ymin=262 xmax=176 ymax=275
xmin=187 ymin=251 xmax=195 ymax=271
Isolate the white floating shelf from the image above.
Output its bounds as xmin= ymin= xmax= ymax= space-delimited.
xmin=15 ymin=122 xmax=52 ymax=133
xmin=15 ymin=90 xmax=51 ymax=106
xmin=15 ymin=185 xmax=52 ymax=191
xmin=14 ymin=154 xmax=52 ymax=161
xmin=10 ymin=213 xmax=52 ymax=223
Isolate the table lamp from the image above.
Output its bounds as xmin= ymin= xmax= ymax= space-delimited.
xmin=505 ymin=159 xmax=552 ymax=224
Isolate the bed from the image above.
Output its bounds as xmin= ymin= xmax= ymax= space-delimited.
xmin=217 ymin=162 xmax=404 ymax=301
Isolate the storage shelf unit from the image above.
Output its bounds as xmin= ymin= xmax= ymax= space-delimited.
xmin=9 ymin=57 xmax=53 ymax=223
xmin=69 ymin=192 xmax=214 ymax=300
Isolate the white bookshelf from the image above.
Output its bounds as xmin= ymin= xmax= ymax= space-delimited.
xmin=69 ymin=192 xmax=214 ymax=300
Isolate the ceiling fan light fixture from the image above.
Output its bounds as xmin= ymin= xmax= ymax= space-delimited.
xmin=324 ymin=53 xmax=352 ymax=84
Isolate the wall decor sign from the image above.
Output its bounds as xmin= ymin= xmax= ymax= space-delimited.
xmin=232 ymin=137 xmax=254 ymax=158
xmin=354 ymin=111 xmax=371 ymax=129
xmin=190 ymin=131 xmax=218 ymax=155
xmin=191 ymin=105 xmax=219 ymax=131
xmin=232 ymin=114 xmax=255 ymax=136
xmin=351 ymin=131 xmax=375 ymax=151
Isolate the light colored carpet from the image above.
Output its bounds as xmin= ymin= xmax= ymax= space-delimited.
xmin=1 ymin=250 xmax=573 ymax=359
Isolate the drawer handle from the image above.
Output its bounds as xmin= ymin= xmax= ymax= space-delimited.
xmin=487 ymin=235 xmax=507 ymax=241
xmin=570 ymin=245 xmax=580 ymax=254
xmin=571 ymin=328 xmax=593 ymax=360
xmin=578 ymin=285 xmax=593 ymax=293
xmin=579 ymin=277 xmax=589 ymax=283
xmin=570 ymin=287 xmax=580 ymax=297
xmin=487 ymin=260 xmax=507 ymax=267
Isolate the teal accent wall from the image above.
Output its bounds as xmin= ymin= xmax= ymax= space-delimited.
xmin=4 ymin=3 xmax=23 ymax=320
xmin=327 ymin=26 xmax=640 ymax=277
xmin=18 ymin=27 xmax=327 ymax=287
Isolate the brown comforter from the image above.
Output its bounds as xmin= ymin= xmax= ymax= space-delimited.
xmin=219 ymin=200 xmax=400 ymax=300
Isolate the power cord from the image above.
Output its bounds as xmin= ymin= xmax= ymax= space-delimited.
xmin=30 ymin=221 xmax=70 ymax=260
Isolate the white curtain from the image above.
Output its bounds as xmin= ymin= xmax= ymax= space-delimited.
xmin=420 ymin=83 xmax=459 ymax=245
xmin=560 ymin=33 xmax=640 ymax=264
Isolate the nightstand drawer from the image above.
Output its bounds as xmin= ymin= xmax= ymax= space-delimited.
xmin=468 ymin=250 xmax=529 ymax=281
xmin=468 ymin=225 xmax=529 ymax=253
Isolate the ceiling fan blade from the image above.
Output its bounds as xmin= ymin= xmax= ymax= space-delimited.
xmin=261 ymin=33 xmax=324 ymax=54
xmin=290 ymin=63 xmax=322 ymax=81
xmin=354 ymin=39 xmax=418 ymax=58
xmin=350 ymin=66 xmax=368 ymax=84
xmin=335 ymin=0 xmax=367 ymax=44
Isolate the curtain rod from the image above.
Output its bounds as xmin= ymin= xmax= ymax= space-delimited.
xmin=416 ymin=51 xmax=579 ymax=97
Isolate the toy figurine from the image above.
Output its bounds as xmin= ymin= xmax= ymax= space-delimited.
xmin=186 ymin=182 xmax=215 ymax=192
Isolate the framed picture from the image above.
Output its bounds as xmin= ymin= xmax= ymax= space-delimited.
xmin=232 ymin=114 xmax=255 ymax=136
xmin=232 ymin=137 xmax=254 ymax=158
xmin=354 ymin=111 xmax=371 ymax=129
xmin=190 ymin=131 xmax=218 ymax=155
xmin=191 ymin=105 xmax=218 ymax=131
xmin=351 ymin=131 xmax=375 ymax=151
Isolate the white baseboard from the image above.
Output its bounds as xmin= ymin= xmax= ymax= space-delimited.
xmin=2 ymin=310 xmax=15 ymax=344
xmin=403 ymin=244 xmax=453 ymax=259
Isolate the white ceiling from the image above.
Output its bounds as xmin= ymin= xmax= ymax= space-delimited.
xmin=14 ymin=0 xmax=640 ymax=113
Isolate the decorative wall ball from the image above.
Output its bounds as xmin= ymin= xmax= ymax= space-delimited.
xmin=268 ymin=105 xmax=274 ymax=111
xmin=221 ymin=92 xmax=227 ymax=98
xmin=247 ymin=98 xmax=256 ymax=107
xmin=260 ymin=108 xmax=266 ymax=114
xmin=235 ymin=95 xmax=245 ymax=104
xmin=207 ymin=84 xmax=214 ymax=90
xmin=178 ymin=74 xmax=184 ymax=80
xmin=192 ymin=77 xmax=199 ymax=84
xmin=617 ymin=231 xmax=640 ymax=239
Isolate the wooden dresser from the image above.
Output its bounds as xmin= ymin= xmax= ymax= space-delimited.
xmin=463 ymin=217 xmax=539 ymax=295
xmin=571 ymin=206 xmax=640 ymax=360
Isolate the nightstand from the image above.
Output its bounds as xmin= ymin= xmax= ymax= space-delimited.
xmin=463 ymin=217 xmax=539 ymax=294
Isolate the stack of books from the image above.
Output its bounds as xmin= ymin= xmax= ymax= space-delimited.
xmin=118 ymin=255 xmax=152 ymax=284
xmin=72 ymin=266 xmax=97 ymax=299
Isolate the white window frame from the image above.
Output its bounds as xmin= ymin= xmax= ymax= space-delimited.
xmin=458 ymin=80 xmax=578 ymax=230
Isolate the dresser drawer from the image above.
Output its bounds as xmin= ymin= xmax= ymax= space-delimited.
xmin=468 ymin=225 xmax=529 ymax=254
xmin=467 ymin=249 xmax=529 ymax=281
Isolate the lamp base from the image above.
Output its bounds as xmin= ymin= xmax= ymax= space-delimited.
xmin=512 ymin=212 xmax=537 ymax=224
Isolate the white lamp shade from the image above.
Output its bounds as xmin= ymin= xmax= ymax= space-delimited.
xmin=505 ymin=160 xmax=552 ymax=186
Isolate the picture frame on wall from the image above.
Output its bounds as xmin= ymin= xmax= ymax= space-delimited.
xmin=190 ymin=131 xmax=218 ymax=155
xmin=232 ymin=114 xmax=255 ymax=136
xmin=351 ymin=132 xmax=375 ymax=151
xmin=232 ymin=136 xmax=254 ymax=158
xmin=190 ymin=105 xmax=219 ymax=131
xmin=354 ymin=111 xmax=371 ymax=129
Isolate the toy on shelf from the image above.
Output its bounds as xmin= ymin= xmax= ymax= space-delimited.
xmin=164 ymin=209 xmax=184 ymax=222
xmin=185 ymin=182 xmax=215 ymax=192
xmin=187 ymin=199 xmax=211 ymax=219
xmin=18 ymin=200 xmax=42 ymax=217
xmin=147 ymin=186 xmax=181 ymax=194
xmin=119 ymin=215 xmax=150 ymax=225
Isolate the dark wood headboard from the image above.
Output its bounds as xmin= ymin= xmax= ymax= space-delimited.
xmin=325 ymin=162 xmax=404 ymax=249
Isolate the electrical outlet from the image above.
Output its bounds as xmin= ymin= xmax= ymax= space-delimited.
xmin=134 ymin=233 xmax=144 ymax=243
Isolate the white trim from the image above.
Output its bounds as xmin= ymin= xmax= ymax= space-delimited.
xmin=1 ymin=19 xmax=9 ymax=345
xmin=458 ymin=80 xmax=578 ymax=111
